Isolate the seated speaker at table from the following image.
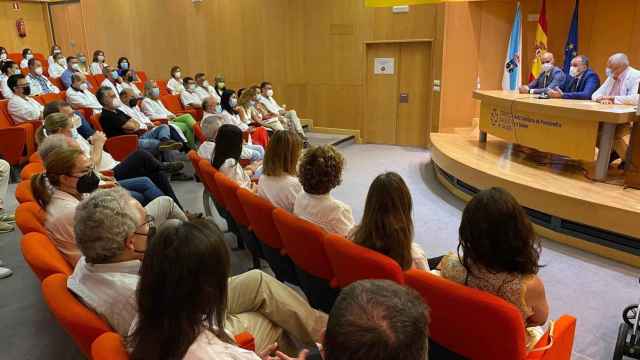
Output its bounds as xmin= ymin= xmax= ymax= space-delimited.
xmin=547 ymin=55 xmax=600 ymax=100
xmin=519 ymin=52 xmax=566 ymax=95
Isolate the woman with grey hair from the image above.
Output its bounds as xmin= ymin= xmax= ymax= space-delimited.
xmin=140 ymin=80 xmax=197 ymax=148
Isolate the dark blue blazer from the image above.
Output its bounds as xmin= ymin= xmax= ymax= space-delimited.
xmin=561 ymin=69 xmax=601 ymax=100
xmin=528 ymin=66 xmax=566 ymax=94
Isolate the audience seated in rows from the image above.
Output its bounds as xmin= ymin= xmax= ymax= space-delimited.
xmin=65 ymin=73 xmax=101 ymax=114
xmin=236 ymin=87 xmax=271 ymax=148
xmin=68 ymin=190 xmax=327 ymax=356
xmin=167 ymin=65 xmax=185 ymax=95
xmin=61 ymin=56 xmax=90 ymax=90
xmin=141 ymin=80 xmax=197 ymax=149
xmin=258 ymin=82 xmax=306 ymax=139
xmin=440 ymin=187 xmax=549 ymax=348
xmin=7 ymin=74 xmax=44 ymax=123
xmin=211 ymin=124 xmax=261 ymax=190
xmin=90 ymin=49 xmax=107 ymax=75
xmin=1 ymin=61 xmax=19 ymax=98
xmin=242 ymin=85 xmax=286 ymax=131
xmin=43 ymin=99 xmax=95 ymax=139
xmin=38 ymin=105 xmax=184 ymax=206
xmin=31 ymin=142 xmax=186 ymax=265
xmin=294 ymin=145 xmax=354 ymax=236
xmin=96 ymin=86 xmax=183 ymax=157
xmin=257 ymin=130 xmax=303 ymax=212
xmin=199 ymin=113 xmax=264 ymax=164
xmin=349 ymin=172 xmax=430 ymax=271
xmin=26 ymin=58 xmax=60 ymax=96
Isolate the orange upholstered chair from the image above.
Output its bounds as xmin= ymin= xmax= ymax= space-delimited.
xmin=15 ymin=201 xmax=46 ymax=234
xmin=89 ymin=113 xmax=104 ymax=131
xmin=42 ymin=273 xmax=112 ymax=356
xmin=273 ymin=208 xmax=339 ymax=312
xmin=85 ymin=75 xmax=100 ymax=90
xmin=21 ymin=233 xmax=72 ymax=281
xmin=20 ymin=162 xmax=44 ymax=180
xmin=93 ymin=74 xmax=106 ymax=86
xmin=35 ymin=92 xmax=63 ymax=106
xmin=8 ymin=53 xmax=21 ymax=63
xmin=237 ymin=188 xmax=298 ymax=284
xmin=403 ymin=269 xmax=576 ymax=360
xmin=187 ymin=151 xmax=213 ymax=215
xmin=199 ymin=160 xmax=226 ymax=209
xmin=215 ymin=172 xmax=262 ymax=268
xmin=0 ymin=100 xmax=35 ymax=156
xmin=0 ymin=127 xmax=26 ymax=166
xmin=29 ymin=152 xmax=43 ymax=163
xmin=103 ymin=134 xmax=138 ymax=161
xmin=136 ymin=70 xmax=148 ymax=83
xmin=160 ymin=94 xmax=199 ymax=119
xmin=49 ymin=77 xmax=63 ymax=90
xmin=155 ymin=79 xmax=170 ymax=96
xmin=15 ymin=179 xmax=35 ymax=203
xmin=324 ymin=234 xmax=404 ymax=288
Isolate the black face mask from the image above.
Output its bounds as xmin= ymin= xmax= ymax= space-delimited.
xmin=23 ymin=85 xmax=31 ymax=96
xmin=128 ymin=98 xmax=138 ymax=107
xmin=76 ymin=171 xmax=100 ymax=194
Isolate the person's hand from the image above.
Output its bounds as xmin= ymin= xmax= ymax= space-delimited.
xmin=257 ymin=342 xmax=279 ymax=360
xmin=599 ymin=99 xmax=614 ymax=105
xmin=275 ymin=350 xmax=309 ymax=360
xmin=91 ymin=131 xmax=107 ymax=147
xmin=99 ymin=180 xmax=117 ymax=189
xmin=547 ymin=88 xmax=563 ymax=98
xmin=518 ymin=85 xmax=530 ymax=94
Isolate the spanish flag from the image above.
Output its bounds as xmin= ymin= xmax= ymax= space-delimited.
xmin=529 ymin=0 xmax=548 ymax=82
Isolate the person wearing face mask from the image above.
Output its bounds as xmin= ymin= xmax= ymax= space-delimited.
xmin=201 ymin=96 xmax=223 ymax=123
xmin=121 ymin=69 xmax=142 ymax=97
xmin=0 ymin=61 xmax=20 ymax=99
xmin=117 ymin=57 xmax=131 ymax=77
xmin=20 ymin=48 xmax=33 ymax=69
xmin=26 ymin=58 xmax=60 ymax=96
xmin=100 ymin=65 xmax=124 ymax=105
xmin=236 ymin=87 xmax=270 ymax=148
xmin=90 ymin=50 xmax=107 ymax=75
xmin=48 ymin=53 xmax=67 ymax=79
xmin=213 ymin=74 xmax=226 ymax=98
xmin=258 ymin=81 xmax=307 ymax=140
xmin=518 ymin=52 xmax=566 ymax=95
xmin=31 ymin=148 xmax=188 ymax=266
xmin=220 ymin=89 xmax=248 ymax=132
xmin=547 ymin=55 xmax=600 ymax=100
xmin=180 ymin=77 xmax=204 ymax=109
xmin=167 ymin=66 xmax=185 ymax=95
xmin=66 ymin=73 xmax=103 ymax=114
xmin=76 ymin=53 xmax=90 ymax=75
xmin=193 ymin=73 xmax=220 ymax=102
xmin=61 ymin=56 xmax=91 ymax=90
xmin=0 ymin=47 xmax=8 ymax=63
xmin=7 ymin=74 xmax=44 ymax=123
xmin=141 ymin=80 xmax=197 ymax=149
xmin=48 ymin=45 xmax=65 ymax=68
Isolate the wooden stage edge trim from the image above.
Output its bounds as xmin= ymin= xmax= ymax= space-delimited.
xmin=433 ymin=164 xmax=640 ymax=268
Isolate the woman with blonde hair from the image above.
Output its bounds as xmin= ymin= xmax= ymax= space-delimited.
xmin=257 ymin=130 xmax=303 ymax=212
xmin=235 ymin=87 xmax=270 ymax=148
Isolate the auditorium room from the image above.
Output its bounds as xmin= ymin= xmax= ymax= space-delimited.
xmin=1 ymin=0 xmax=639 ymax=359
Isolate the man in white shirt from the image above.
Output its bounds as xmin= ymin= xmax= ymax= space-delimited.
xmin=48 ymin=53 xmax=67 ymax=79
xmin=101 ymin=66 xmax=124 ymax=105
xmin=7 ymin=74 xmax=44 ymax=123
xmin=66 ymin=73 xmax=102 ymax=114
xmin=194 ymin=73 xmax=220 ymax=102
xmin=0 ymin=61 xmax=20 ymax=99
xmin=26 ymin=58 xmax=60 ymax=96
xmin=68 ymin=187 xmax=327 ymax=348
xmin=180 ymin=77 xmax=203 ymax=109
xmin=591 ymin=53 xmax=640 ymax=167
xmin=258 ymin=81 xmax=306 ymax=138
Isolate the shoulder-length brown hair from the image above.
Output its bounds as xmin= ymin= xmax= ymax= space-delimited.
xmin=352 ymin=172 xmax=414 ymax=270
xmin=263 ymin=130 xmax=303 ymax=177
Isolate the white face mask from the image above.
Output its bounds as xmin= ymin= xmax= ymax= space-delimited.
xmin=97 ymin=55 xmax=105 ymax=62
xmin=25 ymin=54 xmax=33 ymax=60
xmin=13 ymin=68 xmax=21 ymax=75
xmin=151 ymin=88 xmax=160 ymax=97
xmin=34 ymin=67 xmax=43 ymax=75
xmin=174 ymin=71 xmax=181 ymax=79
xmin=188 ymin=84 xmax=196 ymax=91
xmin=57 ymin=59 xmax=65 ymax=66
xmin=266 ymin=89 xmax=274 ymax=97
xmin=569 ymin=66 xmax=579 ymax=77
xmin=605 ymin=67 xmax=613 ymax=78
xmin=79 ymin=82 xmax=89 ymax=91
xmin=71 ymin=63 xmax=80 ymax=71
xmin=541 ymin=62 xmax=553 ymax=73
xmin=229 ymin=98 xmax=237 ymax=107
xmin=203 ymin=80 xmax=210 ymax=87
xmin=0 ymin=53 xmax=6 ymax=61
xmin=53 ymin=49 xmax=61 ymax=55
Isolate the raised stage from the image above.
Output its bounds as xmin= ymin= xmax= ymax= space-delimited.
xmin=430 ymin=132 xmax=640 ymax=267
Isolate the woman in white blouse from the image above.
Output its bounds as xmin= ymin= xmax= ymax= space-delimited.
xmin=48 ymin=45 xmax=65 ymax=68
xmin=294 ymin=145 xmax=354 ymax=236
xmin=167 ymin=65 xmax=185 ymax=95
xmin=90 ymin=49 xmax=107 ymax=75
xmin=257 ymin=130 xmax=303 ymax=212
xmin=211 ymin=124 xmax=259 ymax=190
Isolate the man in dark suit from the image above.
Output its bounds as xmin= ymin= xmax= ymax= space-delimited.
xmin=519 ymin=51 xmax=566 ymax=95
xmin=547 ymin=55 xmax=600 ymax=100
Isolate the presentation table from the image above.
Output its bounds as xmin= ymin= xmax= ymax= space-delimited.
xmin=472 ymin=90 xmax=638 ymax=180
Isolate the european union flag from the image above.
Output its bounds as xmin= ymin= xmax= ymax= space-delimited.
xmin=563 ymin=0 xmax=579 ymax=74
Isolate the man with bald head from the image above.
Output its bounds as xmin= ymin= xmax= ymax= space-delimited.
xmin=519 ymin=52 xmax=566 ymax=95
xmin=547 ymin=55 xmax=600 ymax=100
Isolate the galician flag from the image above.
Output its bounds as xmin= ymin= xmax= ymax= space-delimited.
xmin=502 ymin=2 xmax=522 ymax=91
xmin=529 ymin=0 xmax=548 ymax=82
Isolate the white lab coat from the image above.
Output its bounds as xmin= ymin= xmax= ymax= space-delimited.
xmin=90 ymin=62 xmax=106 ymax=75
xmin=8 ymin=95 xmax=43 ymax=123
xmin=0 ymin=74 xmax=13 ymax=99
xmin=591 ymin=66 xmax=640 ymax=105
xmin=66 ymin=87 xmax=102 ymax=113
xmin=194 ymin=85 xmax=220 ymax=102
xmin=167 ymin=78 xmax=184 ymax=95
xmin=180 ymin=90 xmax=202 ymax=108
xmin=48 ymin=63 xmax=66 ymax=79
xmin=48 ymin=55 xmax=66 ymax=68
xmin=26 ymin=73 xmax=60 ymax=96
xmin=140 ymin=98 xmax=174 ymax=119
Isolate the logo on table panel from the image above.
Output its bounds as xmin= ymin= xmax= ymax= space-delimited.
xmin=490 ymin=108 xmax=513 ymax=131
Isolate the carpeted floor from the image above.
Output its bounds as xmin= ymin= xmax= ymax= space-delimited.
xmin=0 ymin=143 xmax=633 ymax=359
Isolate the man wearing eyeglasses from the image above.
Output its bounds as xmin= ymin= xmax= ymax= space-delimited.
xmin=7 ymin=73 xmax=44 ymax=124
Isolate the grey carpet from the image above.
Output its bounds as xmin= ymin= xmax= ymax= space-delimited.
xmin=0 ymin=143 xmax=632 ymax=359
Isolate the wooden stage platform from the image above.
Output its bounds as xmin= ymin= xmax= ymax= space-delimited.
xmin=430 ymin=132 xmax=640 ymax=267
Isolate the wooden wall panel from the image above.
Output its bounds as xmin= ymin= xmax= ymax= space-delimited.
xmin=50 ymin=2 xmax=88 ymax=57
xmin=0 ymin=1 xmax=51 ymax=54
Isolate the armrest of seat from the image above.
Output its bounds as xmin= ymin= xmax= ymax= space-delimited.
xmin=104 ymin=135 xmax=138 ymax=162
xmin=527 ymin=315 xmax=576 ymax=360
xmin=234 ymin=331 xmax=255 ymax=351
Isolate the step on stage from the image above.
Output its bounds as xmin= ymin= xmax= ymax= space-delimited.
xmin=430 ymin=132 xmax=640 ymax=267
